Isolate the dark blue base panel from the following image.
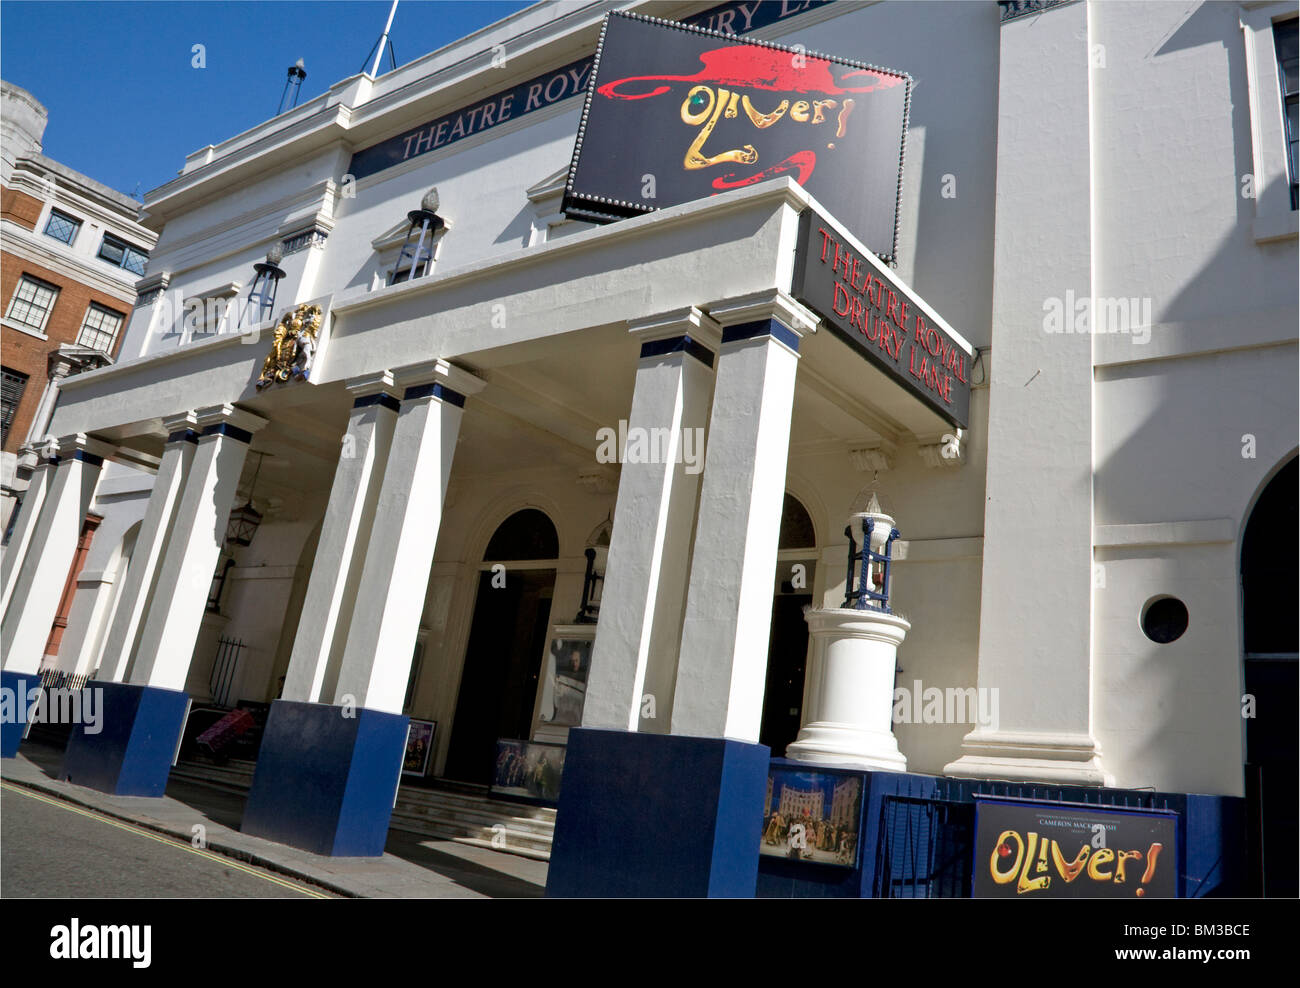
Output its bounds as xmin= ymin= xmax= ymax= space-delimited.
xmin=59 ymin=681 xmax=190 ymax=796
xmin=755 ymin=761 xmax=1250 ymax=898
xmin=546 ymin=728 xmax=770 ymax=898
xmin=240 ymin=700 xmax=408 ymax=857
xmin=1 ymin=670 xmax=41 ymax=758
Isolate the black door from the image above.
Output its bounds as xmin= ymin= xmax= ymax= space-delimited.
xmin=760 ymin=593 xmax=813 ymax=757
xmin=443 ymin=568 xmax=555 ymax=784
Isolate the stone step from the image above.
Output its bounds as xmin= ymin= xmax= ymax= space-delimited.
xmin=168 ymin=757 xmax=557 ymax=859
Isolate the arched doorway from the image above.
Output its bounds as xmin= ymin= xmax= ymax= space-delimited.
xmin=759 ymin=493 xmax=817 ymax=756
xmin=1241 ymin=455 xmax=1297 ymax=897
xmin=443 ymin=508 xmax=558 ymax=784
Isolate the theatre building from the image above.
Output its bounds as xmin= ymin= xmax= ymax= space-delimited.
xmin=1 ymin=0 xmax=1295 ymax=898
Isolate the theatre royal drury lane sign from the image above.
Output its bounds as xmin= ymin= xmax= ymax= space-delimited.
xmin=347 ymin=1 xmax=841 ymax=182
xmin=792 ymin=208 xmax=971 ymax=429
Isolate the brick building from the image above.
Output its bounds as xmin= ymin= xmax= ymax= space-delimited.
xmin=0 ymin=79 xmax=158 ymax=533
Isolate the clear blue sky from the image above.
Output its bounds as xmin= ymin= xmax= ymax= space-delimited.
xmin=1 ymin=1 xmax=533 ymax=199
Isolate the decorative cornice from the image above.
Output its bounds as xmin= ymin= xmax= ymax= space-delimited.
xmin=999 ymin=0 xmax=1076 ymax=23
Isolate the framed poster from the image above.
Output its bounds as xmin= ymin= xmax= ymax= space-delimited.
xmin=402 ymin=719 xmax=436 ymax=777
xmin=564 ymin=11 xmax=912 ymax=261
xmin=541 ymin=634 xmax=593 ymax=727
xmin=760 ymin=765 xmax=863 ymax=868
xmin=972 ymin=797 xmax=1178 ymax=898
xmin=491 ymin=738 xmax=566 ymax=804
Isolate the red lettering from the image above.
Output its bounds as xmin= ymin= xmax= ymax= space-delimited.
xmin=832 ymin=281 xmax=852 ymax=318
xmin=818 ymin=227 xmax=835 ymax=263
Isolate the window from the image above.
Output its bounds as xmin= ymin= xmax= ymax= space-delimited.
xmin=5 ymin=275 xmax=59 ymax=333
xmin=1 ymin=367 xmax=29 ymax=447
xmin=1275 ymin=18 xmax=1298 ymax=209
xmin=43 ymin=209 xmax=81 ymax=246
xmin=77 ymin=303 xmax=125 ymax=353
xmin=97 ymin=233 xmax=149 ymax=276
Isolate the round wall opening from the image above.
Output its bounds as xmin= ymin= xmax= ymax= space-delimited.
xmin=1141 ymin=596 xmax=1189 ymax=644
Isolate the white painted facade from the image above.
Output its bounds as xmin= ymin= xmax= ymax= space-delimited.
xmin=3 ymin=0 xmax=1295 ymax=805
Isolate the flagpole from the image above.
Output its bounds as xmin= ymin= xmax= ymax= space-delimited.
xmin=370 ymin=0 xmax=400 ymax=78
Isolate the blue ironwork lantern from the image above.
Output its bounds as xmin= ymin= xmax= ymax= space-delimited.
xmin=390 ymin=187 xmax=444 ymax=284
xmin=239 ymin=243 xmax=286 ymax=328
xmin=842 ymin=492 xmax=900 ymax=612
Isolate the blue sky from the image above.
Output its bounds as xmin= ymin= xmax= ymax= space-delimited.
xmin=1 ymin=1 xmax=532 ymax=199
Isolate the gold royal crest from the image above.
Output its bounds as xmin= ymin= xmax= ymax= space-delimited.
xmin=256 ymin=303 xmax=323 ymax=389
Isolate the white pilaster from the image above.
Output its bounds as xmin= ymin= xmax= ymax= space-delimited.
xmin=583 ymin=307 xmax=719 ymax=733
xmin=1 ymin=434 xmax=115 ymax=675
xmin=282 ymin=372 xmax=401 ymax=704
xmin=51 ymin=570 xmax=117 ymax=679
xmin=332 ymin=361 xmax=484 ymax=714
xmin=670 ymin=291 xmax=817 ymax=743
xmin=98 ymin=414 xmax=199 ymax=683
xmin=129 ymin=405 xmax=267 ymax=691
xmin=0 ymin=444 xmax=56 ymax=617
xmin=945 ymin=1 xmax=1108 ymax=786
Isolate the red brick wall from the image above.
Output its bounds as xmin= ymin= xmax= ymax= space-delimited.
xmin=1 ymin=251 xmax=133 ymax=452
xmin=1 ymin=188 xmax=42 ymax=230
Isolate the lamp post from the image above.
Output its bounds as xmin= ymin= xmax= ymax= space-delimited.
xmin=784 ymin=493 xmax=910 ymax=772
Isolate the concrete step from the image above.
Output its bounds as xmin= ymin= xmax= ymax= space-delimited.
xmin=168 ymin=757 xmax=557 ymax=859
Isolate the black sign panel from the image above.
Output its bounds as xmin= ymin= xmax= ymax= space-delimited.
xmin=791 ymin=208 xmax=971 ymax=428
xmin=972 ymin=798 xmax=1179 ymax=899
xmin=564 ymin=12 xmax=911 ymax=261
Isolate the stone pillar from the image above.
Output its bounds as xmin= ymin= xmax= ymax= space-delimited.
xmin=583 ymin=307 xmax=719 ymax=733
xmin=60 ymin=405 xmax=265 ymax=796
xmin=1 ymin=434 xmax=114 ymax=676
xmin=1 ymin=434 xmax=113 ymax=758
xmin=944 ymin=0 xmax=1107 ymax=786
xmin=97 ymin=414 xmax=199 ymax=684
xmin=331 ymin=361 xmax=483 ymax=714
xmin=242 ymin=360 xmax=483 ymax=857
xmin=671 ymin=292 xmax=816 ymax=742
xmin=0 ymin=444 xmax=56 ymax=617
xmin=281 ymin=373 xmax=400 ymax=704
xmin=549 ymin=292 xmax=814 ymax=899
xmin=127 ymin=405 xmax=267 ymax=691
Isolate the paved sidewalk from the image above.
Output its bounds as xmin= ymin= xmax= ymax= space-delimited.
xmin=1 ymin=742 xmax=548 ymax=899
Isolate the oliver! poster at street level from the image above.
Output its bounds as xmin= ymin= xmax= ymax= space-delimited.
xmin=972 ymin=797 xmax=1178 ymax=898
xmin=564 ymin=11 xmax=911 ymax=261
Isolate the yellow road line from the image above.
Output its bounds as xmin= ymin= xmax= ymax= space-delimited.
xmin=0 ymin=779 xmax=332 ymax=898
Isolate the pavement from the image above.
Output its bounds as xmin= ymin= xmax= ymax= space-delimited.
xmin=1 ymin=741 xmax=549 ymax=899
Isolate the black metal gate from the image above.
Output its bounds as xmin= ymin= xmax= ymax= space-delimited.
xmin=209 ymin=636 xmax=246 ymax=707
xmin=873 ymin=795 xmax=974 ymax=898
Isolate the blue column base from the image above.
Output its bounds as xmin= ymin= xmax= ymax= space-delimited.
xmin=59 ymin=681 xmax=190 ymax=796
xmin=546 ymin=727 xmax=770 ymax=897
xmin=1 ymin=670 xmax=41 ymax=758
xmin=240 ymin=700 xmax=408 ymax=857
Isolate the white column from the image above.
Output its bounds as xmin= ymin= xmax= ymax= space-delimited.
xmin=670 ymin=291 xmax=817 ymax=742
xmin=282 ymin=372 xmax=400 ymax=703
xmin=129 ymin=405 xmax=267 ymax=691
xmin=1 ymin=433 xmax=115 ymax=675
xmin=98 ymin=414 xmax=199 ymax=683
xmin=584 ymin=307 xmax=719 ymax=733
xmin=944 ymin=1 xmax=1107 ymax=786
xmin=0 ymin=443 xmax=56 ymax=617
xmin=332 ymin=360 xmax=484 ymax=714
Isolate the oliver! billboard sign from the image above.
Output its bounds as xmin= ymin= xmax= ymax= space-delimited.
xmin=972 ymin=797 xmax=1179 ymax=899
xmin=564 ymin=11 xmax=912 ymax=262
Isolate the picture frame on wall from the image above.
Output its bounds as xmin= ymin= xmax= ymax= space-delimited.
xmin=761 ymin=765 xmax=864 ymax=868
xmin=402 ymin=719 xmax=436 ymax=777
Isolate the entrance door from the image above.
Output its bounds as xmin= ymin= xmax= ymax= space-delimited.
xmin=1241 ymin=456 xmax=1298 ymax=897
xmin=760 ymin=592 xmax=812 ymax=756
xmin=759 ymin=493 xmax=818 ymax=756
xmin=443 ymin=568 xmax=555 ymax=784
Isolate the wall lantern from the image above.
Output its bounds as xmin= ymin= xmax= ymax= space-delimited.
xmin=842 ymin=490 xmax=901 ymax=613
xmin=574 ymin=515 xmax=612 ymax=624
xmin=240 ymin=243 xmax=286 ymax=328
xmin=390 ymin=187 xmax=444 ymax=285
xmin=226 ymin=452 xmax=268 ymax=548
